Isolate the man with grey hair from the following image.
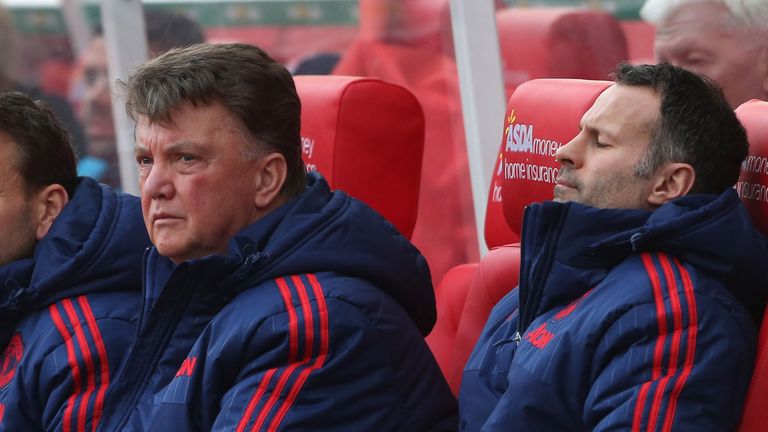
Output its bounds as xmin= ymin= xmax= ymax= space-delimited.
xmin=641 ymin=0 xmax=768 ymax=107
xmin=99 ymin=43 xmax=457 ymax=431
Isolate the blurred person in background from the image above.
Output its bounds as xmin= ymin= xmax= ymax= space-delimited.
xmin=334 ymin=0 xmax=489 ymax=285
xmin=0 ymin=5 xmax=86 ymax=159
xmin=73 ymin=8 xmax=205 ymax=188
xmin=0 ymin=91 xmax=149 ymax=431
xmin=288 ymin=51 xmax=341 ymax=75
xmin=641 ymin=0 xmax=768 ymax=108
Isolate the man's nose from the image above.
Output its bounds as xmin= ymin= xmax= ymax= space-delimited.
xmin=555 ymin=135 xmax=582 ymax=168
xmin=141 ymin=163 xmax=175 ymax=200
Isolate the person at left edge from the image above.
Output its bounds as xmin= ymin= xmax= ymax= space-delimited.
xmin=0 ymin=91 xmax=150 ymax=431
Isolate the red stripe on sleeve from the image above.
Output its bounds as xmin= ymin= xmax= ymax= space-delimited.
xmin=236 ymin=368 xmax=277 ymax=432
xmin=307 ymin=275 xmax=329 ymax=362
xmin=49 ymin=303 xmax=82 ymax=432
xmin=249 ymin=277 xmax=313 ymax=431
xmin=661 ymin=259 xmax=698 ymax=432
xmin=632 ymin=383 xmax=652 ymax=432
xmin=291 ymin=275 xmax=314 ymax=363
xmin=77 ymin=296 xmax=110 ymax=432
xmin=250 ymin=363 xmax=307 ymax=432
xmin=659 ymin=256 xmax=683 ymax=377
xmin=646 ymin=254 xmax=684 ymax=431
xmin=633 ymin=253 xmax=668 ymax=432
xmin=276 ymin=278 xmax=298 ymax=363
xmin=267 ymin=274 xmax=330 ymax=431
xmin=645 ymin=253 xmax=668 ymax=381
xmin=62 ymin=298 xmax=96 ymax=432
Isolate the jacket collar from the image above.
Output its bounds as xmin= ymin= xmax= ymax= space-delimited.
xmin=519 ymin=189 xmax=768 ymax=325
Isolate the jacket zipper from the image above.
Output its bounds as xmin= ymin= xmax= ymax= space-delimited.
xmin=517 ymin=204 xmax=567 ymax=342
xmin=134 ymin=248 xmax=151 ymax=338
xmin=113 ymin=265 xmax=198 ymax=431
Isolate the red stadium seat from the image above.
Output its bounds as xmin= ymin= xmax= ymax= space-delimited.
xmin=483 ymin=78 xmax=612 ymax=249
xmin=496 ymin=8 xmax=627 ymax=97
xmin=429 ymin=78 xmax=612 ymax=394
xmin=446 ymin=245 xmax=520 ymax=393
xmin=734 ymin=99 xmax=768 ymax=432
xmin=499 ymin=78 xmax=611 ymax=235
xmin=425 ymin=263 xmax=478 ymax=380
xmin=620 ymin=20 xmax=656 ymax=65
xmin=333 ymin=0 xmax=485 ymax=285
xmin=294 ymin=75 xmax=424 ymax=239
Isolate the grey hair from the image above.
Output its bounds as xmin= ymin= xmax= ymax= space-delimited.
xmin=641 ymin=0 xmax=768 ymax=31
xmin=123 ymin=43 xmax=306 ymax=199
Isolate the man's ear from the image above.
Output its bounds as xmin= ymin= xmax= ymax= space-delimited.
xmin=253 ymin=153 xmax=288 ymax=209
xmin=33 ymin=184 xmax=69 ymax=240
xmin=647 ymin=162 xmax=695 ymax=207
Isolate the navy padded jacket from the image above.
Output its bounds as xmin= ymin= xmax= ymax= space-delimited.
xmin=460 ymin=190 xmax=768 ymax=431
xmin=0 ymin=177 xmax=150 ymax=431
xmin=102 ymin=172 xmax=457 ymax=431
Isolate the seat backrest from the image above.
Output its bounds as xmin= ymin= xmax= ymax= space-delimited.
xmin=483 ymin=78 xmax=612 ymax=248
xmin=496 ymin=7 xmax=627 ymax=95
xmin=734 ymin=99 xmax=768 ymax=432
xmin=440 ymin=78 xmax=611 ymax=394
xmin=294 ymin=75 xmax=424 ymax=239
xmin=425 ymin=263 xmax=479 ymax=381
xmin=620 ymin=20 xmax=656 ymax=64
xmin=333 ymin=0 xmax=517 ymax=287
xmin=445 ymin=245 xmax=520 ymax=393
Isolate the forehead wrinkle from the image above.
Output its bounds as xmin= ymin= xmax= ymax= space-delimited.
xmin=655 ymin=31 xmax=718 ymax=53
xmin=656 ymin=2 xmax=760 ymax=42
xmin=585 ymin=87 xmax=659 ymax=144
xmin=656 ymin=19 xmax=736 ymax=38
xmin=164 ymin=140 xmax=204 ymax=153
xmin=581 ymin=100 xmax=620 ymax=144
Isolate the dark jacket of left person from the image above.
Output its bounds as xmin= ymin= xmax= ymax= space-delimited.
xmin=0 ymin=177 xmax=150 ymax=432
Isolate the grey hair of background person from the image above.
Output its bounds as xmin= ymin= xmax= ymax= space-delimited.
xmin=640 ymin=0 xmax=768 ymax=31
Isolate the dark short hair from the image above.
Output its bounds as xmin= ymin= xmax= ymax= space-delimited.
xmin=614 ymin=62 xmax=748 ymax=194
xmin=0 ymin=92 xmax=77 ymax=197
xmin=124 ymin=43 xmax=305 ymax=198
xmin=93 ymin=8 xmax=205 ymax=55
xmin=144 ymin=8 xmax=205 ymax=55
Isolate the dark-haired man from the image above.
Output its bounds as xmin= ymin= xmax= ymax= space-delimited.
xmin=74 ymin=8 xmax=205 ymax=188
xmin=459 ymin=63 xmax=768 ymax=430
xmin=0 ymin=91 xmax=150 ymax=431
xmin=100 ymin=43 xmax=456 ymax=431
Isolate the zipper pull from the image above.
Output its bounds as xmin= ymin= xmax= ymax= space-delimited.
xmin=512 ymin=331 xmax=522 ymax=346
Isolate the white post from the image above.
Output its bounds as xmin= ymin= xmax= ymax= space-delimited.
xmin=448 ymin=0 xmax=507 ymax=256
xmin=100 ymin=0 xmax=148 ymax=196
xmin=60 ymin=0 xmax=91 ymax=58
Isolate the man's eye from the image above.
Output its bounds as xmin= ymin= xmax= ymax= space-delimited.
xmin=594 ymin=140 xmax=609 ymax=148
xmin=84 ymin=67 xmax=105 ymax=86
xmin=136 ymin=156 xmax=152 ymax=166
xmin=685 ymin=57 xmax=707 ymax=67
xmin=179 ymin=154 xmax=196 ymax=163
